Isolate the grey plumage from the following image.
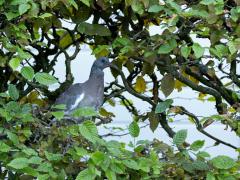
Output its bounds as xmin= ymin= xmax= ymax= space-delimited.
xmin=54 ymin=57 xmax=110 ymax=122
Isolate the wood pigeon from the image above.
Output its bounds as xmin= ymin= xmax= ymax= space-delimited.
xmin=54 ymin=57 xmax=110 ymax=122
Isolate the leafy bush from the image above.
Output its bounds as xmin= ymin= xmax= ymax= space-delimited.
xmin=0 ymin=98 xmax=239 ymax=179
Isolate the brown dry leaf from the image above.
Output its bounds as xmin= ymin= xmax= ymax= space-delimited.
xmin=169 ymin=106 xmax=183 ymax=114
xmin=161 ymin=74 xmax=175 ymax=97
xmin=148 ymin=112 xmax=159 ymax=132
xmin=203 ymin=119 xmax=214 ymax=129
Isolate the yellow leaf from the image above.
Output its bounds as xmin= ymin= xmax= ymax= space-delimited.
xmin=174 ymin=80 xmax=185 ymax=92
xmin=228 ymin=107 xmax=236 ymax=113
xmin=25 ymin=91 xmax=47 ymax=107
xmin=27 ymin=91 xmax=39 ymax=101
xmin=59 ymin=32 xmax=72 ymax=49
xmin=99 ymin=107 xmax=115 ymax=117
xmin=134 ymin=76 xmax=147 ymax=93
xmin=107 ymin=99 xmax=116 ymax=107
xmin=93 ymin=45 xmax=110 ymax=58
xmin=198 ymin=92 xmax=207 ymax=101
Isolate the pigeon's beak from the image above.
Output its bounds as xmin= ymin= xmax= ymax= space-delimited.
xmin=109 ymin=63 xmax=118 ymax=70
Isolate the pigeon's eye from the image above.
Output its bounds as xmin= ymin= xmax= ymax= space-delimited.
xmin=101 ymin=59 xmax=106 ymax=63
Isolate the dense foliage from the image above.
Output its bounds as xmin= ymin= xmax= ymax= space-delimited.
xmin=0 ymin=0 xmax=239 ymax=179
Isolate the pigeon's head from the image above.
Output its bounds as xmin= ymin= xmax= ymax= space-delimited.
xmin=93 ymin=57 xmax=110 ymax=70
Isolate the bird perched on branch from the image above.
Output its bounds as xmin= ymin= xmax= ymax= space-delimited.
xmin=54 ymin=57 xmax=111 ymax=123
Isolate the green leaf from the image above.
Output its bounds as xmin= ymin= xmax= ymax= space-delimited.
xmin=79 ymin=120 xmax=99 ymax=143
xmin=39 ymin=13 xmax=52 ymax=18
xmin=128 ymin=121 xmax=140 ymax=138
xmin=227 ymin=41 xmax=237 ymax=55
xmin=180 ymin=45 xmax=191 ymax=59
xmin=0 ymin=92 xmax=8 ymax=97
xmin=158 ymin=39 xmax=177 ymax=54
xmin=192 ymin=160 xmax=209 ymax=171
xmin=19 ymin=3 xmax=31 ymax=15
xmin=77 ymin=22 xmax=111 ymax=36
xmin=5 ymin=12 xmax=20 ymax=20
xmin=51 ymin=111 xmax=64 ymax=120
xmin=7 ymin=132 xmax=19 ymax=145
xmin=166 ymin=0 xmax=181 ymax=13
xmin=138 ymin=157 xmax=151 ymax=172
xmin=38 ymin=174 xmax=50 ymax=180
xmin=22 ymin=147 xmax=38 ymax=156
xmin=80 ymin=0 xmax=90 ymax=7
xmin=0 ymin=142 xmax=11 ymax=152
xmin=37 ymin=162 xmax=53 ymax=173
xmin=192 ymin=43 xmax=204 ymax=58
xmin=68 ymin=0 xmax=78 ymax=9
xmin=105 ymin=170 xmax=116 ymax=180
xmin=173 ymin=129 xmax=187 ymax=145
xmin=21 ymin=66 xmax=34 ymax=80
xmin=72 ymin=107 xmax=97 ymax=118
xmin=9 ymin=57 xmax=21 ymax=70
xmin=91 ymin=151 xmax=105 ymax=166
xmin=28 ymin=156 xmax=43 ymax=165
xmin=200 ymin=0 xmax=215 ymax=5
xmin=74 ymin=146 xmax=88 ymax=157
xmin=113 ymin=37 xmax=133 ymax=48
xmin=197 ymin=151 xmax=211 ymax=159
xmin=8 ymin=84 xmax=19 ymax=100
xmin=110 ymin=161 xmax=125 ymax=174
xmin=17 ymin=47 xmax=32 ymax=59
xmin=183 ymin=9 xmax=208 ymax=18
xmin=206 ymin=172 xmax=216 ymax=180
xmin=210 ymin=155 xmax=236 ymax=169
xmin=148 ymin=5 xmax=164 ymax=13
xmin=52 ymin=104 xmax=66 ymax=110
xmin=8 ymin=158 xmax=29 ymax=169
xmin=210 ymin=44 xmax=229 ymax=58
xmin=230 ymin=8 xmax=239 ymax=22
xmin=10 ymin=0 xmax=31 ymax=6
xmin=190 ymin=140 xmax=205 ymax=151
xmin=131 ymin=0 xmax=144 ymax=15
xmin=76 ymin=168 xmax=97 ymax=180
xmin=122 ymin=159 xmax=139 ymax=170
xmin=45 ymin=151 xmax=62 ymax=161
xmin=21 ymin=167 xmax=39 ymax=177
xmin=35 ymin=72 xmax=58 ymax=86
xmin=161 ymin=74 xmax=175 ymax=97
xmin=155 ymin=99 xmax=173 ymax=113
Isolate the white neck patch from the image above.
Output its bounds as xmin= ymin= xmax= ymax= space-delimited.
xmin=70 ymin=93 xmax=85 ymax=111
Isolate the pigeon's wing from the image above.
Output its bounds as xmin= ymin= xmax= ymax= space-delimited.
xmin=54 ymin=83 xmax=85 ymax=112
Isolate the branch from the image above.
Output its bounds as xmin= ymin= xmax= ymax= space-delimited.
xmin=110 ymin=64 xmax=176 ymax=138
xmin=164 ymin=65 xmax=225 ymax=114
xmin=230 ymin=60 xmax=240 ymax=88
xmin=110 ymin=64 xmax=155 ymax=106
xmin=180 ymin=107 xmax=238 ymax=149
